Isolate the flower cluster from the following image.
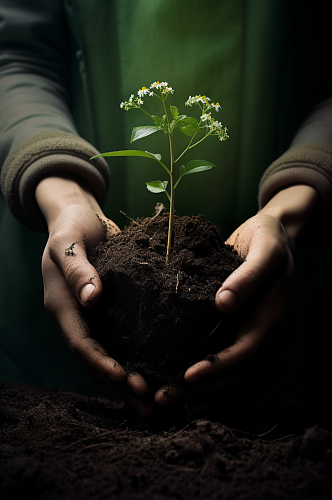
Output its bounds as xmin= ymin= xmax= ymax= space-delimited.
xmin=199 ymin=112 xmax=229 ymax=141
xmin=149 ymin=81 xmax=174 ymax=94
xmin=184 ymin=94 xmax=227 ymax=140
xmin=120 ymin=81 xmax=174 ymax=110
xmin=120 ymin=94 xmax=143 ymax=111
xmin=207 ymin=118 xmax=229 ymax=141
xmin=185 ymin=94 xmax=221 ymax=113
xmin=137 ymin=87 xmax=154 ymax=98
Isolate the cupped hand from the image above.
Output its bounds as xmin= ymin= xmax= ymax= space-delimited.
xmin=42 ymin=205 xmax=155 ymax=417
xmin=155 ymin=212 xmax=294 ymax=415
xmin=36 ymin=175 xmax=156 ymax=417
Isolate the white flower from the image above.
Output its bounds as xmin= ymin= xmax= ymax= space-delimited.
xmin=200 ymin=113 xmax=211 ymax=122
xmin=185 ymin=94 xmax=211 ymax=107
xmin=149 ymin=81 xmax=173 ymax=94
xmin=185 ymin=94 xmax=220 ymax=111
xmin=209 ymin=121 xmax=229 ymax=141
xmin=138 ymin=86 xmax=150 ymax=97
xmin=150 ymin=81 xmax=159 ymax=89
xmin=120 ymin=94 xmax=143 ymax=110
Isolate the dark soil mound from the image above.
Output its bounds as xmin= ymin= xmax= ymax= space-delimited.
xmin=86 ymin=213 xmax=243 ymax=389
xmin=1 ymin=382 xmax=332 ymax=500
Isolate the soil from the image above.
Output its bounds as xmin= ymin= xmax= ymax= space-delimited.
xmin=3 ymin=215 xmax=331 ymax=499
xmin=86 ymin=212 xmax=244 ymax=390
xmin=1 ymin=382 xmax=332 ymax=500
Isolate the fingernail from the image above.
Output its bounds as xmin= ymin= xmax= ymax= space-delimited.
xmin=218 ymin=290 xmax=238 ymax=310
xmin=80 ymin=283 xmax=95 ymax=303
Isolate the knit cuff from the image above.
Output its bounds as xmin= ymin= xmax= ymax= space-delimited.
xmin=0 ymin=131 xmax=110 ymax=231
xmin=258 ymin=142 xmax=332 ymax=211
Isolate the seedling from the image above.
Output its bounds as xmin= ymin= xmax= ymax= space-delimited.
xmin=91 ymin=81 xmax=228 ymax=263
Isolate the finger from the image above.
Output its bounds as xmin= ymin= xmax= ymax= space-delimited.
xmin=43 ymin=246 xmax=102 ymax=310
xmin=42 ymin=254 xmax=124 ymax=381
xmin=62 ymin=305 xmax=155 ymax=417
xmin=43 ymin=248 xmax=155 ymax=418
xmin=216 ymin=222 xmax=293 ymax=314
xmin=46 ymin=206 xmax=107 ymax=308
xmin=155 ymin=385 xmax=184 ymax=405
xmin=62 ymin=244 xmax=103 ymax=308
xmin=188 ymin=275 xmax=288 ymax=384
xmin=60 ymin=307 xmax=127 ymax=385
xmin=127 ymin=372 xmax=150 ymax=396
xmin=155 ymin=369 xmax=243 ymax=406
xmin=47 ymin=237 xmax=103 ymax=309
xmin=184 ymin=335 xmax=258 ymax=383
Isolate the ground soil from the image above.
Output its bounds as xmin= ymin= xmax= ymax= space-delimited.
xmin=86 ymin=212 xmax=244 ymax=390
xmin=1 ymin=382 xmax=332 ymax=500
xmin=2 ymin=214 xmax=331 ymax=499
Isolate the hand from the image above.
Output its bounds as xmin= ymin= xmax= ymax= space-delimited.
xmin=36 ymin=175 xmax=156 ymax=417
xmin=155 ymin=185 xmax=318 ymax=416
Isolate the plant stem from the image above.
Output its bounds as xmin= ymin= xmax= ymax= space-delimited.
xmin=175 ymin=134 xmax=196 ymax=163
xmin=139 ymin=107 xmax=154 ymax=120
xmin=174 ymin=129 xmax=212 ymax=164
xmin=166 ymin=132 xmax=175 ymax=264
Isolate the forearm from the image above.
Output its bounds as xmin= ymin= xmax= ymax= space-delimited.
xmin=259 ymin=184 xmax=318 ymax=252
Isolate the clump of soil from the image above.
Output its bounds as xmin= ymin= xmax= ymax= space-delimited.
xmin=86 ymin=212 xmax=243 ymax=389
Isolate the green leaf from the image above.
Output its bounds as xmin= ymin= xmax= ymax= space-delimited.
xmin=145 ymin=150 xmax=162 ymax=161
xmin=146 ymin=180 xmax=168 ymax=193
xmin=175 ymin=115 xmax=188 ymax=122
xmin=181 ymin=159 xmax=215 ymax=176
xmin=91 ymin=150 xmax=159 ymax=161
xmin=179 ymin=124 xmax=197 ymax=136
xmin=90 ymin=149 xmax=171 ymax=175
xmin=151 ymin=115 xmax=165 ymax=125
xmin=170 ymin=105 xmax=179 ymax=118
xmin=146 ymin=181 xmax=171 ymax=202
xmin=178 ymin=117 xmax=201 ymax=137
xmin=181 ymin=116 xmax=200 ymax=126
xmin=130 ymin=125 xmax=162 ymax=143
xmin=174 ymin=159 xmax=216 ymax=188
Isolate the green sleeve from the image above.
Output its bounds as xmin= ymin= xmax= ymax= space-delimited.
xmin=0 ymin=0 xmax=110 ymax=230
xmin=0 ymin=0 xmax=77 ymax=159
xmin=259 ymin=98 xmax=332 ymax=215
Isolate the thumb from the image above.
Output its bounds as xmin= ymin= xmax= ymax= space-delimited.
xmin=44 ymin=205 xmax=108 ymax=309
xmin=215 ymin=262 xmax=259 ymax=314
xmin=61 ymin=238 xmax=103 ymax=308
xmin=215 ymin=246 xmax=283 ymax=314
xmin=216 ymin=214 xmax=294 ymax=314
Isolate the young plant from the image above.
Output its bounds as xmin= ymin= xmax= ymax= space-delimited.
xmin=91 ymin=81 xmax=229 ymax=263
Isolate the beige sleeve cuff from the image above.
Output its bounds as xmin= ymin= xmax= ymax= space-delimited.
xmin=258 ymin=142 xmax=332 ymax=212
xmin=0 ymin=131 xmax=110 ymax=231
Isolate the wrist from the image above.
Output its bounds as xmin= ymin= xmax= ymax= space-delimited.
xmin=35 ymin=174 xmax=104 ymax=233
xmin=259 ymin=184 xmax=318 ymax=252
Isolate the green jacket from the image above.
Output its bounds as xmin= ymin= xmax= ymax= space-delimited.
xmin=0 ymin=0 xmax=332 ymax=391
